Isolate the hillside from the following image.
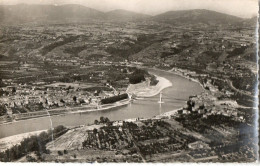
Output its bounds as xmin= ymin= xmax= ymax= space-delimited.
xmin=152 ymin=9 xmax=244 ymax=25
xmin=0 ymin=5 xmax=250 ymax=25
xmin=106 ymin=9 xmax=151 ymax=21
xmin=0 ymin=4 xmax=105 ymax=24
xmin=241 ymin=16 xmax=258 ymax=27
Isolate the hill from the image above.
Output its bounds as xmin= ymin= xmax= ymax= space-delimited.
xmin=106 ymin=9 xmax=151 ymax=21
xmin=0 ymin=5 xmax=251 ymax=25
xmin=241 ymin=16 xmax=258 ymax=27
xmin=152 ymin=9 xmax=244 ymax=25
xmin=0 ymin=4 xmax=105 ymax=24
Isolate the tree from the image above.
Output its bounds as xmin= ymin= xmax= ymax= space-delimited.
xmin=122 ymin=68 xmax=127 ymax=73
xmin=100 ymin=93 xmax=128 ymax=104
xmin=12 ymin=87 xmax=16 ymax=94
xmin=79 ymin=99 xmax=85 ymax=104
xmin=104 ymin=117 xmax=110 ymax=123
xmin=93 ymin=128 xmax=98 ymax=134
xmin=199 ymin=104 xmax=205 ymax=110
xmin=37 ymin=131 xmax=49 ymax=153
xmin=57 ymin=151 xmax=63 ymax=156
xmin=100 ymin=116 xmax=105 ymax=123
xmin=106 ymin=121 xmax=112 ymax=126
xmin=129 ymin=74 xmax=145 ymax=84
xmin=53 ymin=125 xmax=66 ymax=136
xmin=73 ymin=96 xmax=77 ymax=102
xmin=0 ymin=125 xmax=67 ymax=162
xmin=187 ymin=99 xmax=195 ymax=111
xmin=26 ymin=155 xmax=36 ymax=162
xmin=0 ymin=79 xmax=6 ymax=87
xmin=94 ymin=120 xmax=99 ymax=125
xmin=150 ymin=75 xmax=159 ymax=86
xmin=9 ymin=147 xmax=17 ymax=161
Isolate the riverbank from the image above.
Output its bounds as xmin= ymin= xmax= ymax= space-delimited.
xmin=168 ymin=67 xmax=204 ymax=89
xmin=0 ymin=100 xmax=129 ymax=152
xmin=0 ymin=99 xmax=130 ymax=127
xmin=126 ymin=75 xmax=172 ymax=97
xmin=0 ymin=75 xmax=174 ymax=149
xmin=0 ymin=66 xmax=249 ymax=161
xmin=0 ymin=100 xmax=131 ymax=152
xmin=0 ymin=74 xmax=172 ymax=126
xmin=0 ymin=129 xmax=47 ymax=152
xmin=0 ymin=67 xmax=204 ymax=150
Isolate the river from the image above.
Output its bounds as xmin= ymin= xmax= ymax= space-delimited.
xmin=0 ymin=69 xmax=203 ymax=138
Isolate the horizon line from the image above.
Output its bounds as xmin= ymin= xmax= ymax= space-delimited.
xmin=0 ymin=3 xmax=256 ymax=19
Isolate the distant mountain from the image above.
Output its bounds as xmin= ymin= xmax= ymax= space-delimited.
xmin=242 ymin=16 xmax=258 ymax=27
xmin=0 ymin=4 xmax=105 ymax=24
xmin=0 ymin=5 xmax=250 ymax=25
xmin=106 ymin=9 xmax=151 ymax=21
xmin=152 ymin=9 xmax=244 ymax=25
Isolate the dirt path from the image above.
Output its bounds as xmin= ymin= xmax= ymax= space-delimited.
xmin=226 ymin=79 xmax=254 ymax=98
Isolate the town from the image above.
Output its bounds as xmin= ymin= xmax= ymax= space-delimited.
xmin=0 ymin=3 xmax=258 ymax=163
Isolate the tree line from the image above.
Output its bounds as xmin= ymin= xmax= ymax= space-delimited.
xmin=0 ymin=125 xmax=67 ymax=162
xmin=100 ymin=93 xmax=128 ymax=104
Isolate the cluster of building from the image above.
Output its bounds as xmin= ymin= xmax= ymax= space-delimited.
xmin=0 ymin=82 xmax=118 ymax=118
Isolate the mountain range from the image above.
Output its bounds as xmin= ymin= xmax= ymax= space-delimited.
xmin=0 ymin=4 xmax=253 ymax=25
xmin=152 ymin=9 xmax=244 ymax=25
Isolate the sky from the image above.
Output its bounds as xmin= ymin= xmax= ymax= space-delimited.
xmin=0 ymin=0 xmax=258 ymax=18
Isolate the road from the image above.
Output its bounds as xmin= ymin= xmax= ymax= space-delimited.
xmin=226 ymin=79 xmax=255 ymax=98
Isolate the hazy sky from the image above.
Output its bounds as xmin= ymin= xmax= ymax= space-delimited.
xmin=0 ymin=0 xmax=258 ymax=18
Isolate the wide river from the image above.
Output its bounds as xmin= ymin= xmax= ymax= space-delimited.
xmin=0 ymin=69 xmax=203 ymax=138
